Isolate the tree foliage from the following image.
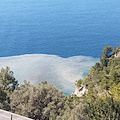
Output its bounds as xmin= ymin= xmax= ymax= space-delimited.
xmin=102 ymin=46 xmax=112 ymax=55
xmin=0 ymin=67 xmax=18 ymax=94
xmin=79 ymin=46 xmax=120 ymax=120
xmin=112 ymin=47 xmax=120 ymax=55
xmin=0 ymin=67 xmax=18 ymax=110
xmin=10 ymin=81 xmax=66 ymax=120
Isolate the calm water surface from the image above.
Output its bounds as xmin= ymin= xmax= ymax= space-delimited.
xmin=0 ymin=0 xmax=120 ymax=58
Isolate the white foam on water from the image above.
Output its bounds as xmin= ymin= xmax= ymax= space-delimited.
xmin=0 ymin=54 xmax=99 ymax=95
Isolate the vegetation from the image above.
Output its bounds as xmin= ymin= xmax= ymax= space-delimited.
xmin=10 ymin=81 xmax=66 ymax=120
xmin=0 ymin=67 xmax=18 ymax=110
xmin=102 ymin=46 xmax=112 ymax=55
xmin=79 ymin=46 xmax=120 ymax=120
xmin=0 ymin=46 xmax=120 ymax=120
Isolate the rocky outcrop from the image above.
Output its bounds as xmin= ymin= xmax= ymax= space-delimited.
xmin=74 ymin=81 xmax=88 ymax=97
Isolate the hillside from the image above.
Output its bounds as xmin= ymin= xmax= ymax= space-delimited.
xmin=74 ymin=46 xmax=120 ymax=119
xmin=76 ymin=46 xmax=120 ymax=96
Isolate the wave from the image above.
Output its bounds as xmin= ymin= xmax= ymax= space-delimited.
xmin=0 ymin=54 xmax=99 ymax=95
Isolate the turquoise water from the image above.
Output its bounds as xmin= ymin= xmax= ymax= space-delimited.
xmin=0 ymin=0 xmax=120 ymax=58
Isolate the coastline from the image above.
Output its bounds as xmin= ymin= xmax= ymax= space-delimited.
xmin=0 ymin=54 xmax=98 ymax=96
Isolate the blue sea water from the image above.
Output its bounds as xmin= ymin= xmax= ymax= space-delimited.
xmin=0 ymin=0 xmax=120 ymax=58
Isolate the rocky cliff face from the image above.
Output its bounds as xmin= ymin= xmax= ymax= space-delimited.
xmin=74 ymin=81 xmax=88 ymax=97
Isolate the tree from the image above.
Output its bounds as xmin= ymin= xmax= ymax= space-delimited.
xmin=0 ymin=88 xmax=7 ymax=102
xmin=112 ymin=47 xmax=120 ymax=55
xmin=10 ymin=81 xmax=66 ymax=120
xmin=102 ymin=46 xmax=112 ymax=56
xmin=100 ymin=53 xmax=108 ymax=67
xmin=0 ymin=67 xmax=18 ymax=111
xmin=0 ymin=67 xmax=18 ymax=95
xmin=87 ymin=96 xmax=120 ymax=120
xmin=76 ymin=79 xmax=82 ymax=87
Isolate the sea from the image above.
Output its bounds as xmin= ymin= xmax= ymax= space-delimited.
xmin=0 ymin=0 xmax=120 ymax=96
